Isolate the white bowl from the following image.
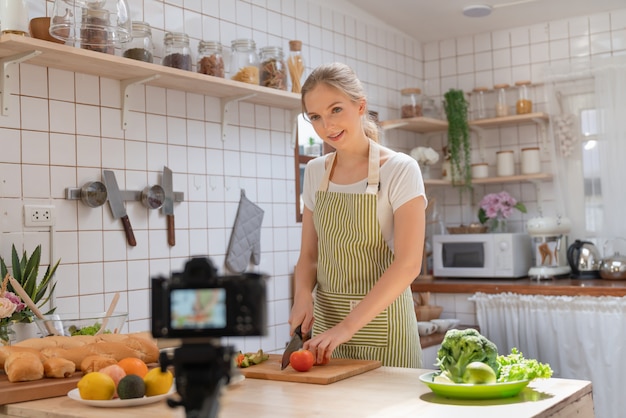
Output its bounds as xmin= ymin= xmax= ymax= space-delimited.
xmin=417 ymin=321 xmax=437 ymax=336
xmin=431 ymin=318 xmax=460 ymax=333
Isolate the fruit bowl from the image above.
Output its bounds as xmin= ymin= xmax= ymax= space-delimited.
xmin=34 ymin=312 xmax=128 ymax=336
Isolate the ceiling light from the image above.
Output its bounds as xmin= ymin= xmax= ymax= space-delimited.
xmin=463 ymin=5 xmax=493 ymax=18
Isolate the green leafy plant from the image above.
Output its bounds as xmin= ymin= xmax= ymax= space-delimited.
xmin=0 ymin=245 xmax=59 ymax=323
xmin=443 ymin=89 xmax=472 ymax=189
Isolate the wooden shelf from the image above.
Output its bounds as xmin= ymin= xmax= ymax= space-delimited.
xmin=424 ymin=172 xmax=552 ymax=187
xmin=0 ymin=34 xmax=301 ymax=110
xmin=379 ymin=116 xmax=447 ymax=133
xmin=469 ymin=112 xmax=549 ymax=129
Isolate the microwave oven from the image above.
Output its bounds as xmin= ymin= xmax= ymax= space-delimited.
xmin=432 ymin=233 xmax=532 ymax=278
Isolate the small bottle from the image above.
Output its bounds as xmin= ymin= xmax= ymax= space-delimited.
xmin=288 ymin=40 xmax=305 ymax=93
xmin=230 ymin=38 xmax=259 ymax=85
xmin=472 ymin=87 xmax=488 ymax=120
xmin=515 ymin=80 xmax=533 ymax=114
xmin=259 ymin=46 xmax=287 ymax=90
xmin=401 ymin=88 xmax=422 ymax=118
xmin=197 ymin=41 xmax=225 ymax=77
xmin=494 ymin=83 xmax=510 ymax=117
xmin=123 ymin=21 xmax=154 ymax=63
xmin=521 ymin=147 xmax=541 ymax=174
xmin=163 ymin=32 xmax=192 ymax=71
xmin=496 ymin=150 xmax=515 ymax=177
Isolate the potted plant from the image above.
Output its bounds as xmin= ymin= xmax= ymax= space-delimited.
xmin=0 ymin=244 xmax=59 ymax=327
xmin=443 ymin=89 xmax=472 ymax=189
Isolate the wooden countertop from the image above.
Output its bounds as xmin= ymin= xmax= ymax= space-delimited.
xmin=412 ymin=276 xmax=626 ymax=297
xmin=0 ymin=367 xmax=593 ymax=418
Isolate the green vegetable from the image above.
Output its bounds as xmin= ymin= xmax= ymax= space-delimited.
xmin=68 ymin=322 xmax=109 ymax=336
xmin=496 ymin=348 xmax=553 ymax=382
xmin=236 ymin=349 xmax=270 ymax=368
xmin=435 ymin=328 xmax=499 ymax=383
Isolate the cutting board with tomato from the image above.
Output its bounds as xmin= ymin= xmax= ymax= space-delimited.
xmin=0 ymin=371 xmax=82 ymax=405
xmin=239 ymin=354 xmax=381 ymax=385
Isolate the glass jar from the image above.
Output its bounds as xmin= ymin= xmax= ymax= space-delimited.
xmin=288 ymin=40 xmax=305 ymax=93
xmin=163 ymin=32 xmax=192 ymax=71
xmin=496 ymin=150 xmax=515 ymax=177
xmin=80 ymin=8 xmax=115 ymax=54
xmin=122 ymin=21 xmax=154 ymax=63
xmin=494 ymin=83 xmax=510 ymax=117
xmin=401 ymin=88 xmax=422 ymax=118
xmin=230 ymin=38 xmax=259 ymax=85
xmin=197 ymin=41 xmax=225 ymax=77
xmin=472 ymin=87 xmax=488 ymax=120
xmin=515 ymin=80 xmax=533 ymax=114
xmin=259 ymin=46 xmax=287 ymax=90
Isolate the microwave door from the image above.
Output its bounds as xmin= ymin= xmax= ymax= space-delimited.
xmin=437 ymin=241 xmax=494 ymax=277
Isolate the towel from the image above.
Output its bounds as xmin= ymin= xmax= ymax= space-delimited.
xmin=225 ymin=190 xmax=264 ymax=273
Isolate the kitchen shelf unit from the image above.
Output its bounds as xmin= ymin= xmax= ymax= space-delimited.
xmin=380 ymin=116 xmax=448 ymax=133
xmin=0 ymin=34 xmax=301 ymax=136
xmin=424 ymin=172 xmax=552 ymax=187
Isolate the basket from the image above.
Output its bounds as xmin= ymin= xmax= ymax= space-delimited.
xmin=414 ymin=305 xmax=443 ymax=322
xmin=447 ymin=224 xmax=488 ymax=234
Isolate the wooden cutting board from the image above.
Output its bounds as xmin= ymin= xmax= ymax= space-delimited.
xmin=0 ymin=371 xmax=82 ymax=405
xmin=239 ymin=354 xmax=381 ymax=385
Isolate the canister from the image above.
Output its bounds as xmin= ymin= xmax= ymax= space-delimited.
xmin=471 ymin=162 xmax=488 ymax=178
xmin=259 ymin=46 xmax=287 ymax=90
xmin=515 ymin=80 xmax=533 ymax=114
xmin=472 ymin=87 xmax=488 ymax=120
xmin=496 ymin=150 xmax=515 ymax=176
xmin=230 ymin=38 xmax=259 ymax=84
xmin=197 ymin=41 xmax=225 ymax=77
xmin=163 ymin=32 xmax=192 ymax=71
xmin=401 ymin=88 xmax=422 ymax=118
xmin=122 ymin=21 xmax=154 ymax=63
xmin=521 ymin=147 xmax=541 ymax=174
xmin=494 ymin=83 xmax=510 ymax=117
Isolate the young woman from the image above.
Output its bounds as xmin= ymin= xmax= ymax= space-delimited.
xmin=289 ymin=62 xmax=427 ymax=368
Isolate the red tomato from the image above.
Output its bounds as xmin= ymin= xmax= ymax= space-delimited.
xmin=289 ymin=349 xmax=315 ymax=372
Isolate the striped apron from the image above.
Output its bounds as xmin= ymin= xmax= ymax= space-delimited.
xmin=312 ymin=140 xmax=422 ymax=368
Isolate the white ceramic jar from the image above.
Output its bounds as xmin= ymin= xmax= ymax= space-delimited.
xmin=471 ymin=162 xmax=488 ymax=178
xmin=496 ymin=150 xmax=515 ymax=176
xmin=521 ymin=147 xmax=541 ymax=174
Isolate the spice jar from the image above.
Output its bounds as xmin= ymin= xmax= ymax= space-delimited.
xmin=521 ymin=147 xmax=541 ymax=174
xmin=80 ymin=8 xmax=115 ymax=54
xmin=259 ymin=46 xmax=287 ymax=90
xmin=494 ymin=83 xmax=510 ymax=117
xmin=472 ymin=87 xmax=488 ymax=120
xmin=401 ymin=88 xmax=422 ymax=118
xmin=197 ymin=41 xmax=225 ymax=77
xmin=515 ymin=80 xmax=533 ymax=114
xmin=230 ymin=38 xmax=259 ymax=85
xmin=287 ymin=40 xmax=305 ymax=93
xmin=163 ymin=32 xmax=192 ymax=71
xmin=496 ymin=150 xmax=515 ymax=177
xmin=123 ymin=21 xmax=154 ymax=63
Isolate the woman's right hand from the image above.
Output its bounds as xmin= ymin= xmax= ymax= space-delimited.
xmin=289 ymin=293 xmax=315 ymax=336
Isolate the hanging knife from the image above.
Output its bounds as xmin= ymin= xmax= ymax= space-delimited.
xmin=162 ymin=166 xmax=175 ymax=246
xmin=103 ymin=170 xmax=137 ymax=247
xmin=281 ymin=324 xmax=311 ymax=370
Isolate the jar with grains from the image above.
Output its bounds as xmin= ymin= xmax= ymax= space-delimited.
xmin=230 ymin=38 xmax=259 ymax=85
xmin=494 ymin=83 xmax=510 ymax=117
xmin=287 ymin=40 xmax=305 ymax=93
xmin=80 ymin=8 xmax=114 ymax=54
xmin=515 ymin=80 xmax=533 ymax=114
xmin=197 ymin=41 xmax=225 ymax=77
xmin=123 ymin=21 xmax=154 ymax=63
xmin=259 ymin=46 xmax=287 ymax=90
xmin=163 ymin=32 xmax=192 ymax=71
xmin=400 ymin=88 xmax=422 ymax=118
xmin=472 ymin=87 xmax=488 ymax=120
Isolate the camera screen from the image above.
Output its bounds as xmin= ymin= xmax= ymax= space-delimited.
xmin=170 ymin=288 xmax=227 ymax=330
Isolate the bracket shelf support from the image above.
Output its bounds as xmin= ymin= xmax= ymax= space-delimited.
xmin=121 ymin=74 xmax=160 ymax=130
xmin=0 ymin=50 xmax=41 ymax=115
xmin=220 ymin=93 xmax=257 ymax=141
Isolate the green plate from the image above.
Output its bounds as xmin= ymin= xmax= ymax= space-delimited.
xmin=419 ymin=372 xmax=530 ymax=400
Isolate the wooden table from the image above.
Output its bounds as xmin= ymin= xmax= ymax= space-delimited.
xmin=0 ymin=367 xmax=594 ymax=418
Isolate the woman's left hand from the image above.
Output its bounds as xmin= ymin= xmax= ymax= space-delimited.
xmin=302 ymin=323 xmax=353 ymax=365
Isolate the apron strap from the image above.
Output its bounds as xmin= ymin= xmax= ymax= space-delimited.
xmin=318 ymin=139 xmax=381 ymax=194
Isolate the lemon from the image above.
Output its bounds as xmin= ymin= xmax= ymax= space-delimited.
xmin=77 ymin=372 xmax=116 ymax=400
xmin=462 ymin=362 xmax=497 ymax=384
xmin=143 ymin=367 xmax=173 ymax=397
xmin=433 ymin=373 xmax=454 ymax=384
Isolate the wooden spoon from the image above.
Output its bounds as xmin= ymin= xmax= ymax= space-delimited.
xmin=8 ymin=275 xmax=59 ymax=336
xmin=96 ymin=292 xmax=120 ymax=335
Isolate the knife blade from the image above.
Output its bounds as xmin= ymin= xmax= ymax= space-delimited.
xmin=281 ymin=325 xmax=311 ymax=370
xmin=162 ymin=166 xmax=175 ymax=246
xmin=103 ymin=170 xmax=137 ymax=247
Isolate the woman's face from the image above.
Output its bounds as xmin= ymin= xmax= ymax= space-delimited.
xmin=304 ymin=83 xmax=366 ymax=149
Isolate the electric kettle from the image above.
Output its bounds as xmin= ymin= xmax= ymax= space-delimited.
xmin=567 ymin=240 xmax=601 ymax=278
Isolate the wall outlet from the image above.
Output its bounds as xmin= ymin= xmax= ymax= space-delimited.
xmin=24 ymin=205 xmax=55 ymax=227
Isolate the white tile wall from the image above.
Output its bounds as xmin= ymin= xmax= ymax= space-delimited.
xmin=3 ymin=0 xmax=625 ymax=354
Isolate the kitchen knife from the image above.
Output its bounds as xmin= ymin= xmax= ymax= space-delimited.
xmin=281 ymin=324 xmax=311 ymax=370
xmin=103 ymin=170 xmax=137 ymax=247
xmin=162 ymin=166 xmax=175 ymax=246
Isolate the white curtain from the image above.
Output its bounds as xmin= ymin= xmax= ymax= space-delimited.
xmin=472 ymin=292 xmax=626 ymax=418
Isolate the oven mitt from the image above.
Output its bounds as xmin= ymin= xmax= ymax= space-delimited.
xmin=225 ymin=189 xmax=264 ymax=273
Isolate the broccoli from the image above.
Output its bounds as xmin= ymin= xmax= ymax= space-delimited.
xmin=435 ymin=328 xmax=499 ymax=383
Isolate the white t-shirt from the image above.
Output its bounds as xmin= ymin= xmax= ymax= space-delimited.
xmin=302 ymin=150 xmax=427 ymax=252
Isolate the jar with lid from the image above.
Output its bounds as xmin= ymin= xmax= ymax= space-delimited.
xmin=496 ymin=150 xmax=515 ymax=177
xmin=80 ymin=8 xmax=115 ymax=54
xmin=472 ymin=87 xmax=488 ymax=120
xmin=287 ymin=40 xmax=305 ymax=93
xmin=163 ymin=32 xmax=192 ymax=71
xmin=515 ymin=80 xmax=533 ymax=114
xmin=0 ymin=0 xmax=29 ymax=35
xmin=230 ymin=38 xmax=259 ymax=85
xmin=401 ymin=88 xmax=422 ymax=118
xmin=521 ymin=147 xmax=541 ymax=174
xmin=197 ymin=41 xmax=225 ymax=77
xmin=123 ymin=21 xmax=154 ymax=63
xmin=259 ymin=46 xmax=287 ymax=90
xmin=494 ymin=83 xmax=510 ymax=117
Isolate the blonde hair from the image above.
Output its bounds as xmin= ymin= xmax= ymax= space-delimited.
xmin=301 ymin=62 xmax=379 ymax=142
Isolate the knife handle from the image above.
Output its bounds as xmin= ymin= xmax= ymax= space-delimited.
xmin=167 ymin=214 xmax=175 ymax=246
xmin=121 ymin=215 xmax=137 ymax=246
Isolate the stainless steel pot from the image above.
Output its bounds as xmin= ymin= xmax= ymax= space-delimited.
xmin=566 ymin=240 xmax=601 ymax=278
xmin=599 ymin=252 xmax=626 ymax=280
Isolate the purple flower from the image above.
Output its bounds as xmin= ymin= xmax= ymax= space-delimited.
xmin=479 ymin=191 xmax=525 ymax=221
xmin=4 ymin=292 xmax=25 ymax=313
